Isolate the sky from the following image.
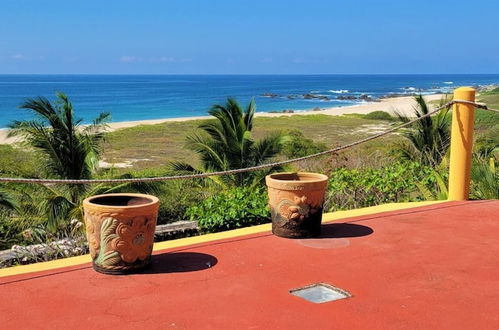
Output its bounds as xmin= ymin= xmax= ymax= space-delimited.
xmin=0 ymin=0 xmax=498 ymax=74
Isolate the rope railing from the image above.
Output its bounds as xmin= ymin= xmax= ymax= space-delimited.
xmin=0 ymin=100 xmax=497 ymax=185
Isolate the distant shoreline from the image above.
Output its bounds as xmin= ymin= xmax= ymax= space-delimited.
xmin=0 ymin=94 xmax=445 ymax=144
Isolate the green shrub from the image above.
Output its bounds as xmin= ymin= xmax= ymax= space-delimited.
xmin=363 ymin=111 xmax=396 ymax=121
xmin=0 ymin=211 xmax=20 ymax=250
xmin=282 ymin=129 xmax=328 ymax=158
xmin=156 ymin=180 xmax=209 ymax=225
xmin=186 ymin=186 xmax=270 ymax=233
xmin=326 ymin=161 xmax=436 ymax=211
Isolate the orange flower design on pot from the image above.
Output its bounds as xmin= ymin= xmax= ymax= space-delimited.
xmin=83 ymin=193 xmax=159 ymax=275
xmin=282 ymin=196 xmax=320 ymax=221
xmin=111 ymin=217 xmax=155 ymax=264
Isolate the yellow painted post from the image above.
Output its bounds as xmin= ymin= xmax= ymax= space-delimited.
xmin=448 ymin=87 xmax=476 ymax=200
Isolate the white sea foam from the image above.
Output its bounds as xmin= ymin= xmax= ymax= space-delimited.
xmin=443 ymin=81 xmax=454 ymax=84
xmin=329 ymin=89 xmax=349 ymax=94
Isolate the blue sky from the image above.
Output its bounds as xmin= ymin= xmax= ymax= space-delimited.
xmin=0 ymin=0 xmax=498 ymax=74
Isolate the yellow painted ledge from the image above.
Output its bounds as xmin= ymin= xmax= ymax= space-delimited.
xmin=0 ymin=200 xmax=444 ymax=278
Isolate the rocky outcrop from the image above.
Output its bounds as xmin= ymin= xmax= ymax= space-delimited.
xmin=337 ymin=94 xmax=377 ymax=102
xmin=303 ymin=93 xmax=330 ymax=101
xmin=262 ymin=92 xmax=332 ymax=101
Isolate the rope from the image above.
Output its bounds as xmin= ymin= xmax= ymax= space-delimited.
xmin=0 ymin=99 xmax=497 ymax=185
xmin=453 ymin=99 xmax=499 ymax=113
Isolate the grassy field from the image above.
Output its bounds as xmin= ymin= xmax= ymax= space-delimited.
xmin=477 ymin=88 xmax=499 ymax=128
xmin=101 ymin=114 xmax=400 ymax=170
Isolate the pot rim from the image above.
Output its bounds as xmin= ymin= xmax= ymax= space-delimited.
xmin=83 ymin=193 xmax=159 ymax=209
xmin=265 ymin=172 xmax=328 ymax=186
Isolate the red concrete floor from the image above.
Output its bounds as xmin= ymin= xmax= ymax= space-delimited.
xmin=1 ymin=200 xmax=498 ymax=329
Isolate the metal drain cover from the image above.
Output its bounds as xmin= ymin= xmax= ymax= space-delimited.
xmin=290 ymin=283 xmax=351 ymax=303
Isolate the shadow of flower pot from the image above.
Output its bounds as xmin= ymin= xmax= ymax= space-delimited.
xmin=319 ymin=223 xmax=374 ymax=238
xmin=140 ymin=252 xmax=218 ymax=274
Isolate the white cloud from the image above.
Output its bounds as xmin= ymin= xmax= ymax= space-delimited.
xmin=120 ymin=55 xmax=141 ymax=63
xmin=120 ymin=55 xmax=192 ymax=64
xmin=10 ymin=54 xmax=28 ymax=61
xmin=158 ymin=56 xmax=175 ymax=62
xmin=154 ymin=56 xmax=192 ymax=63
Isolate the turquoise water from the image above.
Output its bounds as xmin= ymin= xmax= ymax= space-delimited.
xmin=0 ymin=74 xmax=498 ymax=127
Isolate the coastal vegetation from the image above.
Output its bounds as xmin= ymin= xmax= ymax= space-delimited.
xmin=0 ymin=94 xmax=159 ymax=251
xmin=395 ymin=95 xmax=451 ymax=166
xmin=1 ymin=94 xmax=109 ymax=249
xmin=170 ymin=98 xmax=286 ymax=187
xmin=0 ymin=92 xmax=498 ymax=265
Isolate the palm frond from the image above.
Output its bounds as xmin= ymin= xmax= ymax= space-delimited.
xmin=471 ymin=158 xmax=499 ymax=199
xmin=0 ymin=189 xmax=18 ymax=210
xmin=394 ymin=95 xmax=451 ymax=166
xmin=252 ymin=132 xmax=285 ymax=166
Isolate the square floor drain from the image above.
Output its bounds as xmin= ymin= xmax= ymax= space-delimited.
xmin=290 ymin=283 xmax=351 ymax=303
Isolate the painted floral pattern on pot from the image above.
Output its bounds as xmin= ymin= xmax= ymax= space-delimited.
xmin=90 ymin=216 xmax=155 ymax=270
xmin=83 ymin=193 xmax=159 ymax=274
xmin=111 ymin=217 xmax=155 ymax=264
xmin=278 ymin=196 xmax=320 ymax=221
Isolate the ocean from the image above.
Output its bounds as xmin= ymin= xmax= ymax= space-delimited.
xmin=0 ymin=74 xmax=498 ymax=128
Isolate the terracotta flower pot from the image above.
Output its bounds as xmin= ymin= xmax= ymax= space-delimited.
xmin=83 ymin=193 xmax=159 ymax=274
xmin=265 ymin=172 xmax=328 ymax=238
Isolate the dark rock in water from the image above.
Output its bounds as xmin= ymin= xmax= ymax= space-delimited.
xmin=269 ymin=109 xmax=294 ymax=114
xmin=359 ymin=94 xmax=377 ymax=101
xmin=303 ymin=93 xmax=330 ymax=101
xmin=337 ymin=94 xmax=378 ymax=102
xmin=337 ymin=95 xmax=357 ymax=100
xmin=313 ymin=107 xmax=322 ymax=111
xmin=262 ymin=93 xmax=278 ymax=98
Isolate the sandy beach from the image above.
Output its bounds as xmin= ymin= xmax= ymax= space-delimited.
xmin=0 ymin=94 xmax=445 ymax=145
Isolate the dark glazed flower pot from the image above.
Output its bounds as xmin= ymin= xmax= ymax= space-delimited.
xmin=83 ymin=193 xmax=159 ymax=274
xmin=265 ymin=172 xmax=328 ymax=238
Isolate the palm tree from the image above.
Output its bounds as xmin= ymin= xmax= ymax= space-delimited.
xmin=395 ymin=95 xmax=451 ymax=166
xmin=171 ymin=98 xmax=286 ymax=187
xmin=471 ymin=157 xmax=498 ymax=200
xmin=7 ymin=93 xmax=110 ymax=230
xmin=9 ymin=93 xmax=109 ymax=200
